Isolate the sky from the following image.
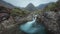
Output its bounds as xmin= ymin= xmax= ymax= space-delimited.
xmin=3 ymin=0 xmax=57 ymax=7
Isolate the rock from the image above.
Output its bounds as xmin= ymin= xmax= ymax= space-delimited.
xmin=36 ymin=11 xmax=60 ymax=34
xmin=0 ymin=6 xmax=24 ymax=34
xmin=0 ymin=16 xmax=23 ymax=34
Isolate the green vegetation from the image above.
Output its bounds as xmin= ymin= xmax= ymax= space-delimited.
xmin=44 ymin=2 xmax=57 ymax=11
xmin=11 ymin=7 xmax=30 ymax=17
xmin=31 ymin=10 xmax=42 ymax=15
xmin=44 ymin=0 xmax=60 ymax=11
xmin=32 ymin=0 xmax=60 ymax=15
xmin=11 ymin=0 xmax=60 ymax=17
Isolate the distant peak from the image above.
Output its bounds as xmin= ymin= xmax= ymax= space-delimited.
xmin=25 ymin=3 xmax=37 ymax=11
xmin=27 ymin=3 xmax=34 ymax=6
xmin=28 ymin=3 xmax=33 ymax=5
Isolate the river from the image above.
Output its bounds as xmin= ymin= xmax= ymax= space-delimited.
xmin=19 ymin=15 xmax=46 ymax=34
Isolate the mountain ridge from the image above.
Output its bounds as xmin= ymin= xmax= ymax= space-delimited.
xmin=0 ymin=0 xmax=15 ymax=9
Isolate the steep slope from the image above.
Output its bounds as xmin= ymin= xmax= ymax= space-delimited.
xmin=37 ymin=4 xmax=48 ymax=10
xmin=25 ymin=3 xmax=37 ymax=11
xmin=0 ymin=0 xmax=15 ymax=9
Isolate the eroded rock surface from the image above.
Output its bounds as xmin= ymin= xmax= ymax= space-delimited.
xmin=36 ymin=11 xmax=60 ymax=34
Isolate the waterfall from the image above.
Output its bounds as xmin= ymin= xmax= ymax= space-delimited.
xmin=20 ymin=15 xmax=46 ymax=34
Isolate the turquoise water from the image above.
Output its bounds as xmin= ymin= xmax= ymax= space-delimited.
xmin=20 ymin=15 xmax=46 ymax=34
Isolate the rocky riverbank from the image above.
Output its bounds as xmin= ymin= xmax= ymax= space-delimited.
xmin=0 ymin=11 xmax=60 ymax=34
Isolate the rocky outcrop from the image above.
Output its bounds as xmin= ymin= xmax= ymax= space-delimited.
xmin=0 ymin=14 xmax=33 ymax=34
xmin=0 ymin=16 xmax=15 ymax=34
xmin=0 ymin=16 xmax=24 ymax=34
xmin=36 ymin=11 xmax=60 ymax=34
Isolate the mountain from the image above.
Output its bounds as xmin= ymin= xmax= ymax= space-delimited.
xmin=37 ymin=2 xmax=57 ymax=10
xmin=25 ymin=3 xmax=48 ymax=11
xmin=25 ymin=3 xmax=37 ymax=11
xmin=0 ymin=0 xmax=15 ymax=9
xmin=37 ymin=4 xmax=48 ymax=10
